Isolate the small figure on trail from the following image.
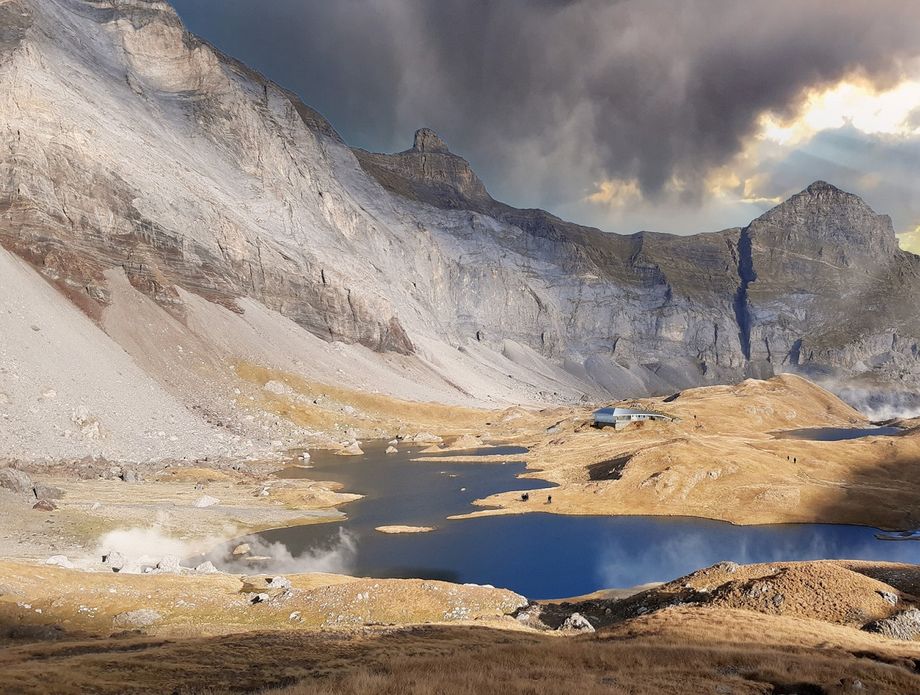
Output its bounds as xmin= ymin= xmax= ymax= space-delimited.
xmin=547 ymin=495 xmax=553 ymax=505
xmin=521 ymin=492 xmax=530 ymax=502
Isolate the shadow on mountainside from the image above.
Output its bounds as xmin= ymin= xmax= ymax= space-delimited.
xmin=0 ymin=620 xmax=918 ymax=695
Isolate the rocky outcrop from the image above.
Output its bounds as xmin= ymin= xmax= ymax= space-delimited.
xmin=354 ymin=129 xmax=492 ymax=209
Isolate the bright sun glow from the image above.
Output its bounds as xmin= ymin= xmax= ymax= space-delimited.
xmin=759 ymin=79 xmax=920 ymax=146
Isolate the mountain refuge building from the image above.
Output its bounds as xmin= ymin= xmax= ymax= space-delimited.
xmin=593 ymin=406 xmax=675 ymax=430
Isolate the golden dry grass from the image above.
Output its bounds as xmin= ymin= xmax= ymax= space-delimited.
xmin=1 ymin=560 xmax=920 ymax=693
xmin=2 ymin=613 xmax=917 ymax=695
xmin=458 ymin=374 xmax=920 ymax=528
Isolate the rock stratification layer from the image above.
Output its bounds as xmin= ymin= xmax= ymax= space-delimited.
xmin=2 ymin=0 xmax=920 ymax=453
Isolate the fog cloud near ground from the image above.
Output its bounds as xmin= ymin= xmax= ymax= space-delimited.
xmin=172 ymin=0 xmax=920 ymax=233
xmin=228 ymin=529 xmax=358 ymax=575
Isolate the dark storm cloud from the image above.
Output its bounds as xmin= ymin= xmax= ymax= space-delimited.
xmin=170 ymin=0 xmax=920 ymax=215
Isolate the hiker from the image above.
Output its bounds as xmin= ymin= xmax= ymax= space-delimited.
xmin=521 ymin=492 xmax=529 ymax=502
xmin=547 ymin=495 xmax=552 ymax=504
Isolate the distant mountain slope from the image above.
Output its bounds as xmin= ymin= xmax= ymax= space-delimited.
xmin=1 ymin=0 xmax=919 ymax=459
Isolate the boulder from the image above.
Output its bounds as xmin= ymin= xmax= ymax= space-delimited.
xmin=102 ymin=551 xmax=126 ymax=572
xmin=194 ymin=495 xmax=220 ymax=508
xmin=877 ymin=590 xmax=899 ymax=606
xmin=559 ymin=612 xmax=595 ymax=633
xmin=32 ymin=499 xmax=57 ymax=512
xmin=864 ymin=608 xmax=920 ymax=641
xmin=262 ymin=380 xmax=291 ymax=396
xmin=232 ymin=543 xmax=251 ymax=556
xmin=45 ymin=555 xmax=74 ymax=569
xmin=77 ymin=464 xmax=103 ymax=480
xmin=155 ymin=555 xmax=181 ymax=573
xmin=385 ymin=445 xmax=398 ymax=454
xmin=513 ymin=603 xmax=547 ymax=630
xmin=0 ymin=468 xmax=32 ymax=493
xmin=250 ymin=593 xmax=270 ymax=605
xmin=411 ymin=432 xmax=442 ymax=444
xmin=120 ymin=470 xmax=141 ymax=484
xmin=266 ymin=576 xmax=292 ymax=590
xmin=338 ymin=441 xmax=364 ymax=456
xmin=32 ymin=483 xmax=64 ymax=500
xmin=113 ymin=609 xmax=162 ymax=628
xmin=195 ymin=561 xmax=219 ymax=574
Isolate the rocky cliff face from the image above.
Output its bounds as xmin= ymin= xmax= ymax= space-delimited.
xmin=356 ymin=127 xmax=920 ymax=394
xmin=2 ymin=0 xmax=919 ymax=421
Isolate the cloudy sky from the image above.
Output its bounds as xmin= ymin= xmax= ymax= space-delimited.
xmin=171 ymin=0 xmax=920 ymax=243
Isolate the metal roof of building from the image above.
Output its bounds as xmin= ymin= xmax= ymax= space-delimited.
xmin=594 ymin=406 xmax=669 ymax=417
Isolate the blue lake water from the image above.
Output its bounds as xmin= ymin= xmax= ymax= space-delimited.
xmin=219 ymin=441 xmax=920 ymax=600
xmin=773 ymin=426 xmax=904 ymax=441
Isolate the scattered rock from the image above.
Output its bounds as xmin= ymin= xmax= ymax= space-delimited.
xmin=32 ymin=499 xmax=57 ymax=512
xmin=877 ymin=590 xmax=899 ymax=606
xmin=559 ymin=612 xmax=595 ymax=633
xmin=839 ymin=677 xmax=865 ymax=691
xmin=266 ymin=576 xmax=292 ymax=590
xmin=864 ymin=608 xmax=920 ymax=640
xmin=385 ymin=445 xmax=398 ymax=454
xmin=194 ymin=495 xmax=220 ymax=508
xmin=289 ymin=611 xmax=302 ymax=622
xmin=102 ymin=551 xmax=126 ymax=572
xmin=32 ymin=483 xmax=64 ymax=500
xmin=77 ymin=464 xmax=103 ymax=480
xmin=90 ymin=502 xmax=101 ymax=511
xmin=113 ymin=609 xmax=162 ymax=628
xmin=232 ymin=543 xmax=251 ymax=556
xmin=195 ymin=561 xmax=219 ymax=574
xmin=262 ymin=380 xmax=291 ymax=396
xmin=514 ymin=603 xmax=547 ymax=630
xmin=155 ymin=555 xmax=181 ymax=573
xmin=411 ymin=432 xmax=442 ymax=444
xmin=71 ymin=406 xmax=102 ymax=439
xmin=120 ymin=470 xmax=140 ymax=484
xmin=250 ymin=593 xmax=270 ymax=605
xmin=713 ymin=561 xmax=740 ymax=574
xmin=338 ymin=441 xmax=364 ymax=456
xmin=45 ymin=555 xmax=74 ymax=569
xmin=0 ymin=468 xmax=32 ymax=493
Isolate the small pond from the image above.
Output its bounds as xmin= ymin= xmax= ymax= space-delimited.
xmin=211 ymin=441 xmax=920 ymax=600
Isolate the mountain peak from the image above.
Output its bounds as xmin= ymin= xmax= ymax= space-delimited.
xmin=354 ymin=129 xmax=492 ymax=207
xmin=749 ymin=181 xmax=897 ymax=260
xmin=413 ymin=128 xmax=450 ymax=154
xmin=805 ymin=180 xmax=841 ymax=194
